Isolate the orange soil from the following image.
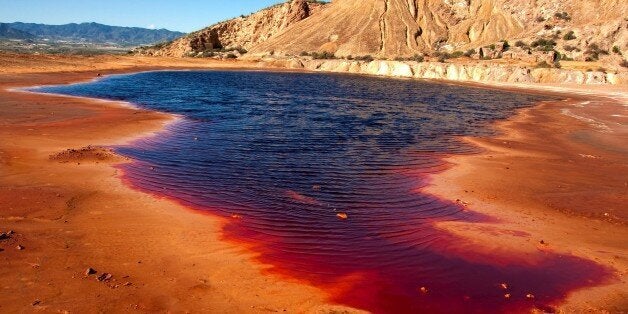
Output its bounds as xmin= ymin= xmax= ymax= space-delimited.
xmin=426 ymin=96 xmax=628 ymax=312
xmin=0 ymin=53 xmax=626 ymax=313
xmin=0 ymin=54 xmax=358 ymax=313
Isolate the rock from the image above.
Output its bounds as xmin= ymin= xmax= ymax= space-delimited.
xmin=7 ymin=230 xmax=14 ymax=235
xmin=32 ymin=300 xmax=41 ymax=306
xmin=504 ymin=293 xmax=511 ymax=299
xmin=419 ymin=286 xmax=428 ymax=294
xmin=526 ymin=293 xmax=535 ymax=299
xmin=139 ymin=0 xmax=325 ymax=57
xmin=0 ymin=233 xmax=8 ymax=240
xmin=97 ymin=273 xmax=113 ymax=282
xmin=85 ymin=268 xmax=97 ymax=276
xmin=16 ymin=245 xmax=24 ymax=250
xmin=500 ymin=283 xmax=508 ymax=290
xmin=336 ymin=213 xmax=348 ymax=220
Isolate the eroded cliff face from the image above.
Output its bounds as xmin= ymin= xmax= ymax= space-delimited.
xmin=259 ymin=58 xmax=628 ymax=85
xmin=249 ymin=0 xmax=627 ymax=58
xmin=143 ymin=0 xmax=627 ymax=84
xmin=140 ymin=0 xmax=325 ymax=57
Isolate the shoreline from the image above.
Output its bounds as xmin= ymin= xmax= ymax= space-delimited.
xmin=424 ymin=97 xmax=627 ymax=310
xmin=0 ymin=58 xmax=358 ymax=313
xmin=0 ymin=54 xmax=626 ymax=312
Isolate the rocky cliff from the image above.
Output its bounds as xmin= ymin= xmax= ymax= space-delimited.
xmin=259 ymin=58 xmax=628 ymax=85
xmin=139 ymin=0 xmax=326 ymax=57
xmin=250 ymin=0 xmax=627 ymax=59
xmin=143 ymin=0 xmax=627 ymax=84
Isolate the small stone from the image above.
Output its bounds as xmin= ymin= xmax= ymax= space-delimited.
xmin=504 ymin=293 xmax=511 ymax=299
xmin=231 ymin=214 xmax=242 ymax=219
xmin=540 ymin=240 xmax=546 ymax=245
xmin=419 ymin=286 xmax=428 ymax=294
xmin=32 ymin=300 xmax=41 ymax=306
xmin=16 ymin=245 xmax=24 ymax=250
xmin=0 ymin=233 xmax=8 ymax=240
xmin=500 ymin=283 xmax=508 ymax=290
xmin=526 ymin=293 xmax=535 ymax=300
xmin=85 ymin=268 xmax=97 ymax=276
xmin=123 ymin=282 xmax=132 ymax=286
xmin=97 ymin=273 xmax=113 ymax=282
xmin=7 ymin=230 xmax=14 ymax=235
xmin=336 ymin=213 xmax=348 ymax=220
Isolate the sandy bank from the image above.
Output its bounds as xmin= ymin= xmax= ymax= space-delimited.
xmin=425 ymin=96 xmax=628 ymax=311
xmin=0 ymin=53 xmax=626 ymax=312
xmin=257 ymin=58 xmax=628 ymax=86
xmin=0 ymin=55 xmax=358 ymax=313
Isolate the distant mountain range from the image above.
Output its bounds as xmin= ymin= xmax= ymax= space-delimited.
xmin=0 ymin=23 xmax=35 ymax=40
xmin=0 ymin=22 xmax=185 ymax=46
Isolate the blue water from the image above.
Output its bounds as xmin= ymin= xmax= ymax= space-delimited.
xmin=34 ymin=70 xmax=609 ymax=313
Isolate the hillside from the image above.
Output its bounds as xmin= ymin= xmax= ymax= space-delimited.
xmin=0 ymin=23 xmax=35 ymax=40
xmin=251 ymin=0 xmax=627 ymax=59
xmin=138 ymin=0 xmax=327 ymax=57
xmin=4 ymin=22 xmax=184 ymax=46
xmin=148 ymin=0 xmax=627 ymax=66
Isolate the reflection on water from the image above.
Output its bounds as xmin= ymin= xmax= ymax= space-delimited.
xmin=36 ymin=71 xmax=610 ymax=313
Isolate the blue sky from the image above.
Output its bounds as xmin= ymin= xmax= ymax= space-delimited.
xmin=0 ymin=0 xmax=294 ymax=33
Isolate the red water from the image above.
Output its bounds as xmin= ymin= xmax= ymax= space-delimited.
xmin=40 ymin=70 xmax=614 ymax=313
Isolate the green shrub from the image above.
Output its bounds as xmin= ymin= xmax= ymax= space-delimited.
xmin=463 ymin=49 xmax=476 ymax=57
xmin=311 ymin=51 xmax=337 ymax=59
xmin=563 ymin=31 xmax=576 ymax=40
xmin=563 ymin=45 xmax=580 ymax=52
xmin=585 ymin=43 xmax=609 ymax=61
xmin=612 ymin=46 xmax=621 ymax=54
xmin=514 ymin=41 xmax=529 ymax=50
xmin=354 ymin=55 xmax=374 ymax=62
xmin=501 ymin=40 xmax=510 ymax=51
xmin=451 ymin=51 xmax=464 ymax=58
xmin=411 ymin=54 xmax=424 ymax=62
xmin=531 ymin=38 xmax=557 ymax=51
xmin=554 ymin=12 xmax=571 ymax=21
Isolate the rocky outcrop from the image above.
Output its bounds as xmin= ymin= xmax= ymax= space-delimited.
xmin=248 ymin=0 xmax=627 ymax=61
xmin=138 ymin=0 xmax=326 ymax=57
xmin=258 ymin=58 xmax=628 ymax=85
xmin=144 ymin=0 xmax=627 ymax=77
